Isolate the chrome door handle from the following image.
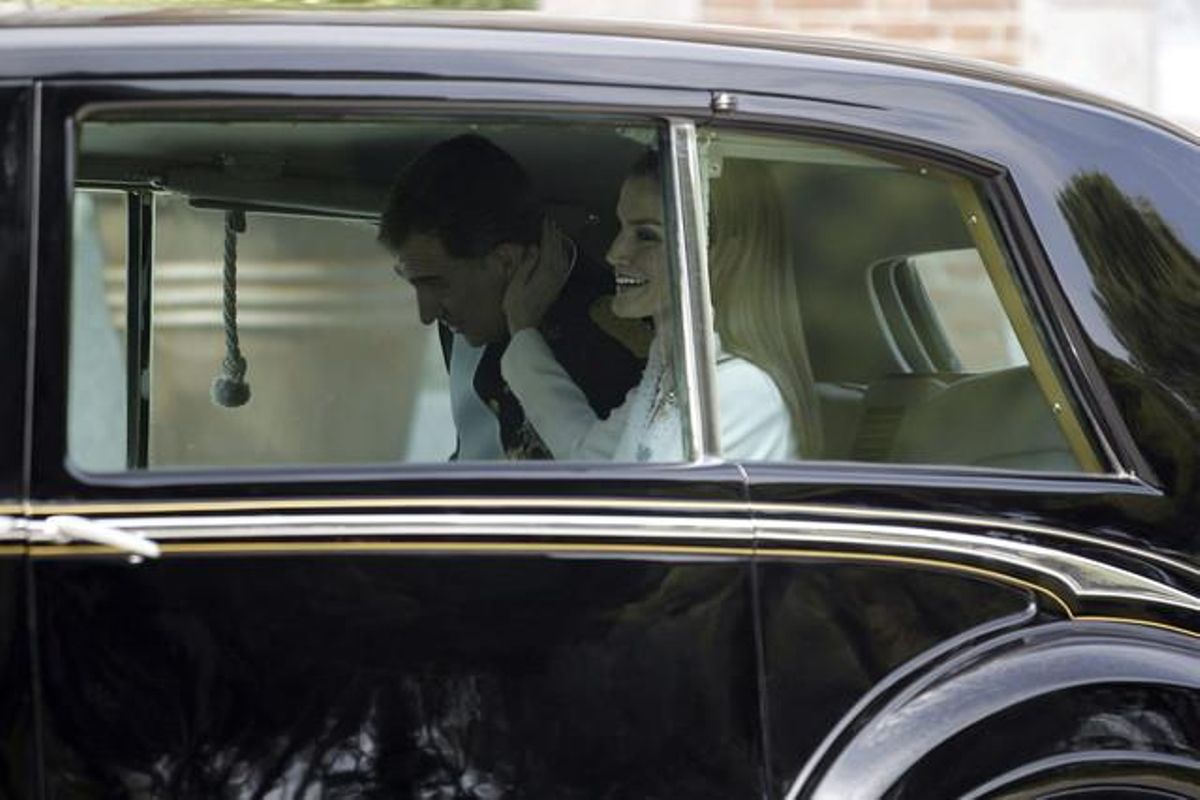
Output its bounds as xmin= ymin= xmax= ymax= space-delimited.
xmin=44 ymin=515 xmax=161 ymax=560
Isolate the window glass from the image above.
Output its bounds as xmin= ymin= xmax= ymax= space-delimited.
xmin=907 ymin=249 xmax=1025 ymax=373
xmin=699 ymin=129 xmax=1101 ymax=472
xmin=68 ymin=115 xmax=678 ymax=470
xmin=69 ymin=190 xmax=127 ymax=471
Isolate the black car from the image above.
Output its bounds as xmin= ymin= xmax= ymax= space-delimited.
xmin=1 ymin=12 xmax=1199 ymax=799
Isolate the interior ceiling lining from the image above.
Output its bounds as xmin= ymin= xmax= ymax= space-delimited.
xmin=76 ymin=119 xmax=648 ymax=220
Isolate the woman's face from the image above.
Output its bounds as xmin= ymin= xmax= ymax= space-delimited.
xmin=607 ymin=175 xmax=669 ymax=321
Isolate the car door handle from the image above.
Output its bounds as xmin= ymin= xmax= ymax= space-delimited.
xmin=44 ymin=515 xmax=162 ymax=560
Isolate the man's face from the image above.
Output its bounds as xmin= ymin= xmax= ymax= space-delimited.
xmin=392 ymin=232 xmax=511 ymax=346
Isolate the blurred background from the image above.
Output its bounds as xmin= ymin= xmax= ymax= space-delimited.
xmin=548 ymin=0 xmax=1200 ymax=134
xmin=557 ymin=0 xmax=1200 ymax=134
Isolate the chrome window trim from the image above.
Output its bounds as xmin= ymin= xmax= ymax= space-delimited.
xmin=752 ymin=500 xmax=1200 ymax=582
xmin=23 ymin=509 xmax=1200 ymax=616
xmin=25 ymin=512 xmax=754 ymax=544
xmin=665 ymin=118 xmax=720 ymax=460
xmin=24 ymin=494 xmax=1196 ymax=582
xmin=23 ymin=494 xmax=1199 ymax=585
xmin=28 ymin=496 xmax=743 ymax=515
xmin=0 ymin=515 xmax=20 ymax=542
xmin=755 ymin=518 xmax=1200 ymax=614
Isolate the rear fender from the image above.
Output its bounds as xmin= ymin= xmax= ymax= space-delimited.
xmin=788 ymin=620 xmax=1200 ymax=800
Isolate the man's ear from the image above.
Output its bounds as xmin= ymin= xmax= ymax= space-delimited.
xmin=487 ymin=242 xmax=539 ymax=282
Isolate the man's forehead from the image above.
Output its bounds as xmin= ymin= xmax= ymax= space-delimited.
xmin=395 ymin=232 xmax=456 ymax=277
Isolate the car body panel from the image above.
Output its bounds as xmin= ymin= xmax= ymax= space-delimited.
xmin=0 ymin=83 xmax=30 ymax=502
xmin=33 ymin=543 xmax=763 ymax=798
xmin=0 ymin=82 xmax=34 ymax=800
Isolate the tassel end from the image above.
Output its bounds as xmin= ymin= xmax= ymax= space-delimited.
xmin=211 ymin=374 xmax=251 ymax=408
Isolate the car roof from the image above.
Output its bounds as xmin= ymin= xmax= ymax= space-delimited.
xmin=0 ymin=9 xmax=1194 ymax=145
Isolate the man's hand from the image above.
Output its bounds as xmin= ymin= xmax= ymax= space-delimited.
xmin=503 ymin=218 xmax=576 ymax=334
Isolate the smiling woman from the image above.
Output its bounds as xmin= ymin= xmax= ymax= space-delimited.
xmin=501 ymin=147 xmax=804 ymax=462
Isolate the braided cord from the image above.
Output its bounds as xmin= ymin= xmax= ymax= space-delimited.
xmin=221 ymin=210 xmax=246 ymax=379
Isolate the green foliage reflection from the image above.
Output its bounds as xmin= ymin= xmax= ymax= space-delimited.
xmin=1059 ymin=171 xmax=1200 ymax=406
xmin=1059 ymin=171 xmax=1200 ymax=509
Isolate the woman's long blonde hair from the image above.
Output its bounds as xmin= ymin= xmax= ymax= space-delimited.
xmin=706 ymin=159 xmax=822 ymax=458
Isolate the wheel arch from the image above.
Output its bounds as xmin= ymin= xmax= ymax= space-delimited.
xmin=787 ymin=620 xmax=1200 ymax=800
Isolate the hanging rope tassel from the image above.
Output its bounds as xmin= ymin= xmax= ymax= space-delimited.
xmin=211 ymin=209 xmax=251 ymax=408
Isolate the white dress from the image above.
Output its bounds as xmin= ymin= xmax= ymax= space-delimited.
xmin=500 ymin=328 xmax=796 ymax=462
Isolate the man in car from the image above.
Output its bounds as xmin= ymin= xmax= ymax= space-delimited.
xmin=379 ymin=133 xmax=644 ymax=460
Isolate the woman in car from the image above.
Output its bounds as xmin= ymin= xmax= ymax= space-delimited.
xmin=501 ymin=150 xmax=821 ymax=461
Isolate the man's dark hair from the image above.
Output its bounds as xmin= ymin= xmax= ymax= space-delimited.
xmin=378 ymin=134 xmax=542 ymax=258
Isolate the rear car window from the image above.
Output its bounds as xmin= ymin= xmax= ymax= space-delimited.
xmin=700 ymin=128 xmax=1102 ymax=472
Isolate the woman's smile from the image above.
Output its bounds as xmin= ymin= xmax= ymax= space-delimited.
xmin=614 ymin=272 xmax=650 ymax=290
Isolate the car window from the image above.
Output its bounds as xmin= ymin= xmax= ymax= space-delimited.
xmin=67 ymin=114 xmax=682 ymax=471
xmin=699 ymin=129 xmax=1103 ymax=472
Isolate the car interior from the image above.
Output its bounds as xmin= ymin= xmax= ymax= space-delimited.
xmin=68 ymin=111 xmax=1093 ymax=474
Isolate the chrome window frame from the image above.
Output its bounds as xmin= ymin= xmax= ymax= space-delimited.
xmin=665 ymin=118 xmax=720 ymax=460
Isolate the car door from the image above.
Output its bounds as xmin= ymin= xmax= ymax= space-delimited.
xmin=686 ymin=101 xmax=1200 ymax=799
xmin=27 ymin=76 xmax=764 ymax=798
xmin=0 ymin=82 xmax=34 ymax=800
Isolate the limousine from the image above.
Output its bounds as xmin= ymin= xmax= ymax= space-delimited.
xmin=0 ymin=11 xmax=1198 ymax=799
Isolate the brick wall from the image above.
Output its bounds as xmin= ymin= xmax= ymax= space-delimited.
xmin=543 ymin=0 xmax=1025 ymax=66
xmin=702 ymin=0 xmax=1025 ymax=65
